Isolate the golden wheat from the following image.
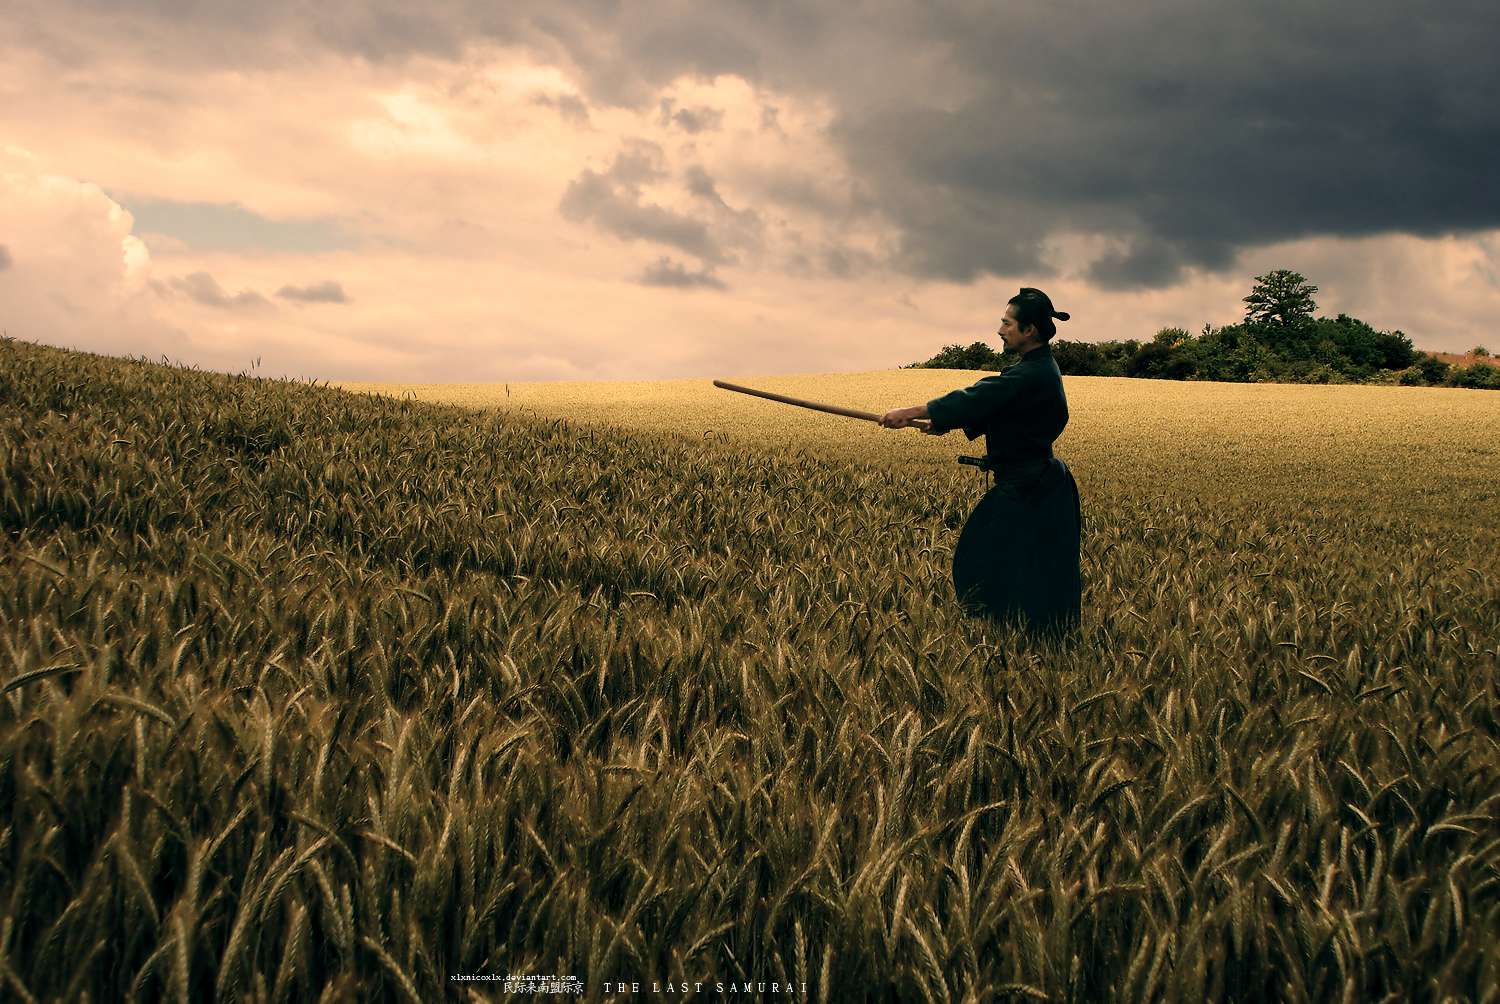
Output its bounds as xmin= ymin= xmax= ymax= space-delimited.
xmin=1 ymin=335 xmax=1497 ymax=1001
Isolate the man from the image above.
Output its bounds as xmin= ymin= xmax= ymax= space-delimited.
xmin=881 ymin=288 xmax=1082 ymax=640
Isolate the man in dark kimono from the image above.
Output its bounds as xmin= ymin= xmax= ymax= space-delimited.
xmin=880 ymin=288 xmax=1082 ymax=640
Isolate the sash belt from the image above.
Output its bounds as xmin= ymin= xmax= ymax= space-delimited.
xmin=956 ymin=448 xmax=1053 ymax=472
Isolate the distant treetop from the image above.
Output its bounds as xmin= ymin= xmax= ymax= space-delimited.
xmin=1243 ymin=269 xmax=1319 ymax=329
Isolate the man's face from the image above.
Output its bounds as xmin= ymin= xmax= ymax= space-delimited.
xmin=997 ymin=306 xmax=1028 ymax=351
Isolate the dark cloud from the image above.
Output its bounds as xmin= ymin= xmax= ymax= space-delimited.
xmin=683 ymin=165 xmax=718 ymax=201
xmin=532 ymin=91 xmax=591 ymax=126
xmin=638 ymin=256 xmax=726 ymax=290
xmin=26 ymin=2 xmax=1500 ymax=291
xmin=827 ymin=4 xmax=1499 ymax=286
xmin=0 ymin=245 xmax=11 ymax=271
xmin=819 ymin=243 xmax=879 ymax=280
xmin=751 ymin=170 xmax=877 ymax=227
xmin=659 ymin=98 xmax=722 ymax=133
xmin=1085 ymin=239 xmax=1192 ymax=292
xmin=157 ymin=272 xmax=271 ymax=310
xmin=543 ymin=2 xmax=1500 ymax=288
xmin=559 ymin=141 xmax=727 ymax=263
xmin=277 ymin=280 xmax=349 ymax=303
xmin=1080 ymin=233 xmax=1238 ymax=291
xmin=682 ymin=164 xmax=763 ymax=244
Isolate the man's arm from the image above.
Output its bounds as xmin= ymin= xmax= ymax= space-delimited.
xmin=925 ymin=367 xmax=1029 ymax=435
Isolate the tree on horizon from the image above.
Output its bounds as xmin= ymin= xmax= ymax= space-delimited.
xmin=1243 ymin=269 xmax=1319 ymax=329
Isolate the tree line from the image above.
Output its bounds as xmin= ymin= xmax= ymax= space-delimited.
xmin=907 ymin=270 xmax=1500 ymax=390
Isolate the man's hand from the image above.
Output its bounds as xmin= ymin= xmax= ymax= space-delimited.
xmin=880 ymin=406 xmax=930 ymax=429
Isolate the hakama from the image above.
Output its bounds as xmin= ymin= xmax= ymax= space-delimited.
xmin=950 ymin=456 xmax=1082 ymax=640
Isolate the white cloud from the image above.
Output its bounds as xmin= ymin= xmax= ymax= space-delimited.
xmin=0 ymin=149 xmax=177 ymax=355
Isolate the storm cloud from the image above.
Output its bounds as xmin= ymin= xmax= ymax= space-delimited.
xmin=812 ymin=3 xmax=1499 ymax=287
xmin=18 ymin=1 xmax=1497 ymax=292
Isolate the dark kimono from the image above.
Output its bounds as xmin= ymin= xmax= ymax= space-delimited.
xmin=925 ymin=343 xmax=1082 ymax=639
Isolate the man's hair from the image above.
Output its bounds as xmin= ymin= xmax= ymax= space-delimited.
xmin=1008 ymin=287 xmax=1071 ymax=341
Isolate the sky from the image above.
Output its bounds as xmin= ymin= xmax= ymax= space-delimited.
xmin=3 ymin=1 xmax=1498 ymax=383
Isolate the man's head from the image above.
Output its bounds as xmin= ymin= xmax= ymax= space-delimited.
xmin=999 ymin=287 xmax=1070 ymax=353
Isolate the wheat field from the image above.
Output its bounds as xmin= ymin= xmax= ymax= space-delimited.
xmin=4 ymin=335 xmax=1499 ymax=1002
xmin=335 ymin=371 xmax=1500 ymax=530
